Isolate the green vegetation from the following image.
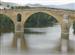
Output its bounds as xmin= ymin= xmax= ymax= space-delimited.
xmin=0 ymin=3 xmax=2 ymax=5
xmin=0 ymin=14 xmax=14 ymax=33
xmin=10 ymin=6 xmax=30 ymax=9
xmin=25 ymin=12 xmax=57 ymax=28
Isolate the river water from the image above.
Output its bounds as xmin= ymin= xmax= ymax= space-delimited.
xmin=0 ymin=25 xmax=75 ymax=55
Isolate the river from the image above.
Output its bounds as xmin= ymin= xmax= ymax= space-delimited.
xmin=0 ymin=25 xmax=75 ymax=55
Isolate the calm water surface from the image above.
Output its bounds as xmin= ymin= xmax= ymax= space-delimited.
xmin=0 ymin=25 xmax=75 ymax=55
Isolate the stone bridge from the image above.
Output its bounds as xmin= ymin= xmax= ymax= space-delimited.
xmin=0 ymin=8 xmax=75 ymax=51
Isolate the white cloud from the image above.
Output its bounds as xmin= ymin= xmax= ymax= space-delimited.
xmin=1 ymin=0 xmax=75 ymax=5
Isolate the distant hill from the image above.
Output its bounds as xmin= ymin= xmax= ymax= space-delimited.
xmin=0 ymin=1 xmax=75 ymax=10
xmin=56 ymin=3 xmax=75 ymax=10
xmin=0 ymin=1 xmax=19 ymax=9
xmin=25 ymin=3 xmax=75 ymax=10
xmin=25 ymin=4 xmax=44 ymax=7
xmin=0 ymin=2 xmax=19 ymax=6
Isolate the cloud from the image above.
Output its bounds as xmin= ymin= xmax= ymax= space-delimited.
xmin=1 ymin=0 xmax=75 ymax=5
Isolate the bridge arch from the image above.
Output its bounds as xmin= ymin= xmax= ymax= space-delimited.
xmin=0 ymin=10 xmax=17 ymax=23
xmin=24 ymin=12 xmax=59 ymax=28
xmin=0 ymin=14 xmax=15 ymax=32
xmin=23 ymin=11 xmax=62 ymax=26
xmin=0 ymin=13 xmax=14 ymax=22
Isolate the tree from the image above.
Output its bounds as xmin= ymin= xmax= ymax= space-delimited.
xmin=11 ymin=6 xmax=14 ymax=9
xmin=0 ymin=3 xmax=2 ymax=5
xmin=7 ymin=4 xmax=10 ymax=7
xmin=24 ymin=6 xmax=30 ymax=9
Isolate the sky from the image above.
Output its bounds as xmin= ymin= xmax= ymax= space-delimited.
xmin=1 ymin=0 xmax=75 ymax=5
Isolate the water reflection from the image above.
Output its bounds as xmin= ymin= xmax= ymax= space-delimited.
xmin=24 ymin=25 xmax=61 ymax=50
xmin=0 ymin=25 xmax=75 ymax=55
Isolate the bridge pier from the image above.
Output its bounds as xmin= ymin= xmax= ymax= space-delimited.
xmin=20 ymin=32 xmax=28 ymax=50
xmin=12 ymin=22 xmax=28 ymax=50
xmin=73 ymin=21 xmax=75 ymax=34
xmin=12 ymin=33 xmax=17 ymax=48
xmin=60 ymin=31 xmax=69 ymax=52
xmin=60 ymin=20 xmax=71 ymax=52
